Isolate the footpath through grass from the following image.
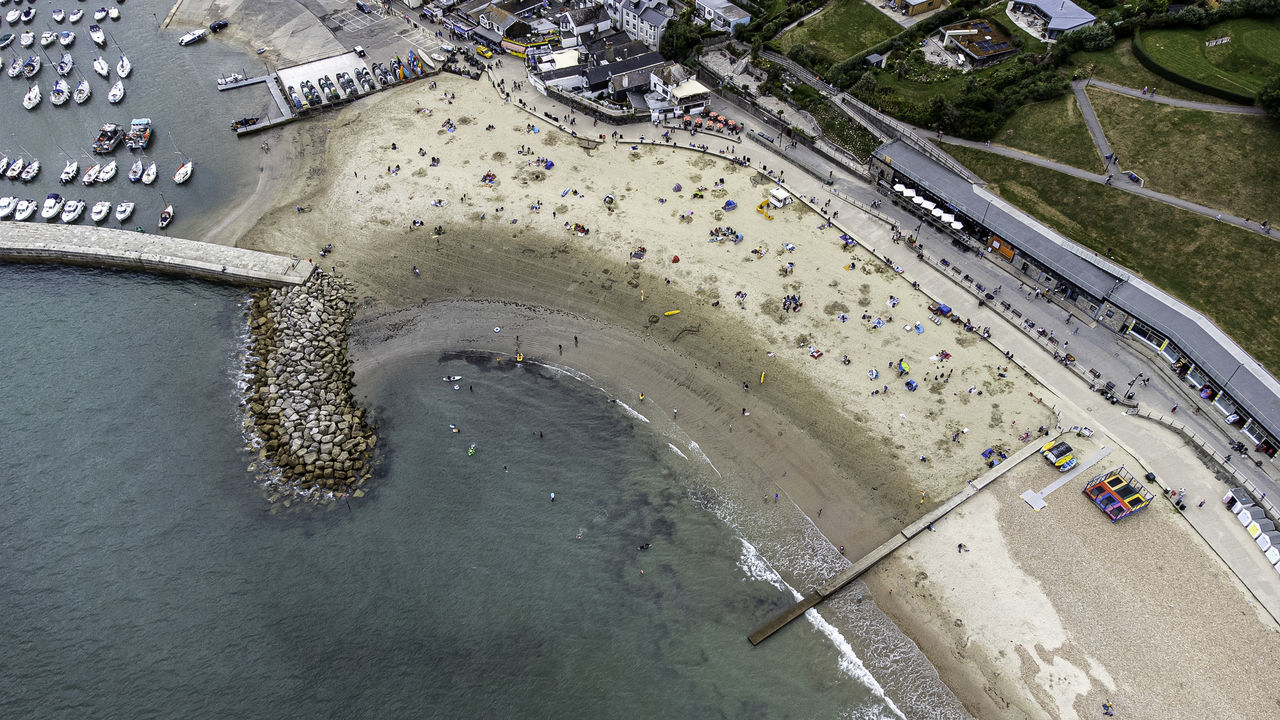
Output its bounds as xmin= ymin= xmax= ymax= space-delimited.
xmin=1087 ymin=88 xmax=1280 ymax=222
xmin=1141 ymin=17 xmax=1280 ymax=96
xmin=947 ymin=145 xmax=1280 ymax=372
xmin=993 ymin=95 xmax=1101 ymax=172
xmin=1069 ymin=39 xmax=1231 ymax=105
xmin=775 ymin=0 xmax=901 ymax=64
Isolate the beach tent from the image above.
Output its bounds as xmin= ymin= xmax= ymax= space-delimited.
xmin=950 ymin=220 xmax=964 ymax=230
xmin=912 ymin=196 xmax=925 ymax=205
xmin=902 ymin=189 xmax=916 ymax=198
xmin=723 ymin=200 xmax=737 ymax=211
xmin=1257 ymin=530 xmax=1280 ymax=553
xmin=1239 ymin=505 xmax=1268 ymax=526
xmin=931 ymin=207 xmax=944 ymax=217
xmin=893 ymin=183 xmax=906 ymax=192
xmin=920 ymin=200 xmax=937 ymax=211
xmin=939 ymin=213 xmax=955 ymax=223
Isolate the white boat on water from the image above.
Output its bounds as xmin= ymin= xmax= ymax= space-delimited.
xmin=5 ymin=10 xmax=20 ymax=26
xmin=73 ymin=79 xmax=89 ymax=103
xmin=89 ymin=24 xmax=105 ymax=47
xmin=50 ymin=78 xmax=69 ymax=105
xmin=58 ymin=30 xmax=74 ymax=47
xmin=52 ymin=9 xmax=67 ymax=24
xmin=60 ymin=159 xmax=78 ymax=183
xmin=8 ymin=56 xmax=23 ymax=77
xmin=173 ymin=161 xmax=193 ymax=185
xmin=20 ymin=159 xmax=40 ymax=182
xmin=21 ymin=54 xmax=39 ymax=78
xmin=90 ymin=200 xmax=111 ymax=223
xmin=40 ymin=193 xmax=65 ymax=220
xmin=107 ymin=79 xmax=123 ymax=103
xmin=0 ymin=157 xmax=7 ymax=175
xmin=0 ymin=196 xmax=17 ymax=219
xmin=40 ymin=31 xmax=56 ymax=48
xmin=127 ymin=159 xmax=142 ymax=182
xmin=5 ymin=157 xmax=25 ymax=180
xmin=116 ymin=54 xmax=129 ymax=77
xmin=141 ymin=162 xmax=156 ymax=185
xmin=69 ymin=9 xmax=83 ymax=24
xmin=178 ymin=28 xmax=209 ymax=47
xmin=81 ymin=163 xmax=100 ymax=185
xmin=60 ymin=199 xmax=85 ymax=223
xmin=22 ymin=83 xmax=39 ymax=109
xmin=14 ymin=198 xmax=37 ymax=221
xmin=18 ymin=30 xmax=32 ymax=47
xmin=114 ymin=201 xmax=134 ymax=222
xmin=55 ymin=51 xmax=72 ymax=75
xmin=158 ymin=204 xmax=174 ymax=229
xmin=93 ymin=9 xmax=107 ymax=22
xmin=108 ymin=7 xmax=120 ymax=21
xmin=98 ymin=159 xmax=117 ymax=182
xmin=93 ymin=54 xmax=108 ymax=77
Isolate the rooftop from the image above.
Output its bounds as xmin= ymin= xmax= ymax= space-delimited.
xmin=1017 ymin=0 xmax=1096 ymax=32
xmin=941 ymin=19 xmax=1015 ymax=59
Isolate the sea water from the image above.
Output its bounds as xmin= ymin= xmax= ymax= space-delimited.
xmin=0 ymin=263 xmax=962 ymax=719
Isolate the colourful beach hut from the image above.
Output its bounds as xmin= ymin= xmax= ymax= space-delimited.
xmin=1248 ymin=517 xmax=1276 ymax=539
xmin=1082 ymin=467 xmax=1154 ymax=522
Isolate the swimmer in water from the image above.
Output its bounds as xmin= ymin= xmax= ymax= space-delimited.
xmin=638 ymin=543 xmax=652 ymax=550
xmin=550 ymin=492 xmax=556 ymax=502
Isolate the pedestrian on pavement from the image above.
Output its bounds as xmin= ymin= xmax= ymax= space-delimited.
xmin=1171 ymin=404 xmax=1178 ymax=413
xmin=1198 ymin=499 xmax=1206 ymax=508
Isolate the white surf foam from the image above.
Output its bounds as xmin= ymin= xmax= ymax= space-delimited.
xmin=613 ymin=400 xmax=650 ymax=423
xmin=686 ymin=440 xmax=722 ymax=478
xmin=667 ymin=443 xmax=688 ymax=459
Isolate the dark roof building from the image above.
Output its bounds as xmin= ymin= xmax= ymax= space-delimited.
xmin=939 ymin=19 xmax=1017 ymax=66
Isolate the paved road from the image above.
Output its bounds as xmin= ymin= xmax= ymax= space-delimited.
xmin=1071 ymin=79 xmax=1113 ymax=161
xmin=1087 ymin=78 xmax=1266 ymax=115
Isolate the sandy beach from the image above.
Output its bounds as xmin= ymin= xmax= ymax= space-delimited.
xmin=221 ymin=24 xmax=1280 ymax=717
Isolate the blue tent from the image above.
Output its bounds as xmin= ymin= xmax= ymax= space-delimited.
xmin=723 ymin=200 xmax=737 ymax=211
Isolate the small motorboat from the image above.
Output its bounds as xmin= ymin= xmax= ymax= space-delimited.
xmin=20 ymin=7 xmax=35 ymax=24
xmin=140 ymin=162 xmax=155 ymax=184
xmin=107 ymin=7 xmax=120 ymax=21
xmin=72 ymin=78 xmax=89 ymax=103
xmin=173 ymin=160 xmax=192 ymax=184
xmin=158 ymin=204 xmax=173 ymax=229
xmin=58 ymin=30 xmax=73 ymax=46
xmin=92 ymin=54 xmax=107 ymax=77
xmin=97 ymin=159 xmax=116 ymax=182
xmin=52 ymin=9 xmax=66 ymax=24
xmin=21 ymin=53 xmax=39 ymax=77
xmin=89 ymin=23 xmax=104 ymax=46
xmin=93 ymin=8 xmax=107 ymax=22
xmin=81 ymin=163 xmax=99 ymax=185
xmin=4 ymin=10 xmax=19 ymax=26
xmin=60 ymin=159 xmax=78 ymax=183
xmin=442 ymin=376 xmax=463 ymax=382
xmin=21 ymin=82 xmax=39 ymax=109
xmin=0 ymin=156 xmax=7 ymax=176
xmin=0 ymin=196 xmax=17 ymax=218
xmin=7 ymin=56 xmax=22 ymax=77
xmin=90 ymin=200 xmax=111 ymax=222
xmin=69 ymin=9 xmax=83 ymax=24
xmin=40 ymin=30 xmax=55 ymax=47
xmin=115 ymin=53 xmax=128 ymax=77
xmin=40 ymin=193 xmax=65 ymax=220
xmin=178 ymin=28 xmax=208 ymax=47
xmin=19 ymin=159 xmax=38 ymax=182
xmin=0 ymin=33 xmax=12 ymax=50
xmin=49 ymin=78 xmax=69 ymax=104
xmin=14 ymin=198 xmax=37 ymax=221
xmin=216 ymin=73 xmax=246 ymax=86
xmin=107 ymin=78 xmax=123 ymax=103
xmin=5 ymin=157 xmax=24 ymax=180
xmin=55 ymin=51 xmax=71 ymax=75
xmin=114 ymin=201 xmax=134 ymax=222
xmin=60 ymin=198 xmax=85 ymax=223
xmin=127 ymin=159 xmax=141 ymax=181
xmin=18 ymin=30 xmax=32 ymax=47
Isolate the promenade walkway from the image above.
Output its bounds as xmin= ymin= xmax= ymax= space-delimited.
xmin=0 ymin=223 xmax=312 ymax=287
xmin=1087 ymin=78 xmax=1266 ymax=115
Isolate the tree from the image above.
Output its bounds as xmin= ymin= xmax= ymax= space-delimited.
xmin=1259 ymin=75 xmax=1280 ymax=121
xmin=659 ymin=20 xmax=702 ymax=62
xmin=853 ymin=71 xmax=877 ymax=95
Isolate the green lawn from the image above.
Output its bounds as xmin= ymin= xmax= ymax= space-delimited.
xmin=1069 ymin=39 xmax=1231 ymax=104
xmin=994 ymin=95 xmax=1100 ymax=171
xmin=946 ymin=145 xmax=1280 ymax=373
xmin=805 ymin=100 xmax=881 ymax=159
xmin=1087 ymin=87 xmax=1280 ymax=222
xmin=1142 ymin=18 xmax=1280 ymax=96
xmin=775 ymin=0 xmax=902 ymax=63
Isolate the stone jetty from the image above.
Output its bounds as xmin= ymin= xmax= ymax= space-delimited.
xmin=242 ymin=272 xmax=375 ymax=504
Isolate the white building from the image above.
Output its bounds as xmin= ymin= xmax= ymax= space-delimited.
xmin=605 ymin=0 xmax=675 ymax=50
xmin=694 ymin=0 xmax=751 ymax=33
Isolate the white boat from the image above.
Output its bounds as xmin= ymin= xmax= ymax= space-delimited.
xmin=140 ymin=162 xmax=156 ymax=184
xmin=93 ymin=9 xmax=107 ymax=22
xmin=69 ymin=9 xmax=83 ymax=24
xmin=40 ymin=193 xmax=65 ymax=220
xmin=55 ymin=51 xmax=72 ymax=75
xmin=127 ymin=159 xmax=142 ymax=182
xmin=52 ymin=9 xmax=67 ymax=24
xmin=108 ymin=7 xmax=120 ymax=21
xmin=20 ymin=159 xmax=39 ymax=182
xmin=73 ymin=79 xmax=89 ymax=103
xmin=21 ymin=54 xmax=39 ymax=77
xmin=60 ymin=159 xmax=78 ymax=183
xmin=0 ymin=157 xmax=7 ymax=176
xmin=58 ymin=30 xmax=73 ymax=47
xmin=92 ymin=54 xmax=108 ymax=77
xmin=14 ymin=198 xmax=37 ymax=221
xmin=0 ymin=196 xmax=17 ymax=219
xmin=5 ymin=157 xmax=24 ymax=180
xmin=7 ymin=56 xmax=22 ymax=77
xmin=60 ymin=199 xmax=84 ymax=223
xmin=114 ymin=201 xmax=134 ymax=222
xmin=107 ymin=79 xmax=123 ymax=103
xmin=158 ymin=204 xmax=173 ymax=228
xmin=20 ymin=7 xmax=35 ymax=24
xmin=22 ymin=83 xmax=39 ymax=109
xmin=173 ymin=161 xmax=192 ymax=184
xmin=5 ymin=10 xmax=19 ymax=26
xmin=90 ymin=200 xmax=111 ymax=222
xmin=115 ymin=54 xmax=129 ymax=77
xmin=40 ymin=31 xmax=55 ymax=48
xmin=81 ymin=163 xmax=99 ymax=185
xmin=178 ymin=28 xmax=208 ymax=47
xmin=98 ymin=159 xmax=117 ymax=182
xmin=89 ymin=24 xmax=104 ymax=47
xmin=18 ymin=30 xmax=32 ymax=47
xmin=50 ymin=78 xmax=69 ymax=105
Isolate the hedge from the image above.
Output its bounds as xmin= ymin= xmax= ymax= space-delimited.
xmin=1130 ymin=29 xmax=1258 ymax=105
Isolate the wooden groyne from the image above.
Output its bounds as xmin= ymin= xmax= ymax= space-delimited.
xmin=0 ymin=223 xmax=312 ymax=287
xmin=748 ymin=435 xmax=1057 ymax=645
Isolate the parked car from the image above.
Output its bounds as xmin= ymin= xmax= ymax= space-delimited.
xmin=475 ymin=45 xmax=493 ymax=59
xmin=209 ymin=19 xmax=229 ymax=32
xmin=353 ymin=45 xmax=365 ymax=57
xmin=355 ymin=1 xmax=373 ymax=13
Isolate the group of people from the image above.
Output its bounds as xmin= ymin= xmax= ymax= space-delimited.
xmin=780 ymin=294 xmax=803 ymax=313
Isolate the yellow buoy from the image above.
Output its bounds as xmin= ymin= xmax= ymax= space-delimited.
xmin=664 ymin=310 xmax=680 ymax=316
xmin=515 ymin=353 xmax=524 ymax=362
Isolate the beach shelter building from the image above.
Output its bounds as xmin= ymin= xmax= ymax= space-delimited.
xmin=1257 ymin=530 xmax=1280 ymax=554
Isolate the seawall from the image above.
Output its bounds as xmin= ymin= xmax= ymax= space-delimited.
xmin=0 ymin=223 xmax=312 ymax=287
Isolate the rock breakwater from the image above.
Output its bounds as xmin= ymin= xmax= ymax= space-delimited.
xmin=241 ymin=273 xmax=375 ymax=504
